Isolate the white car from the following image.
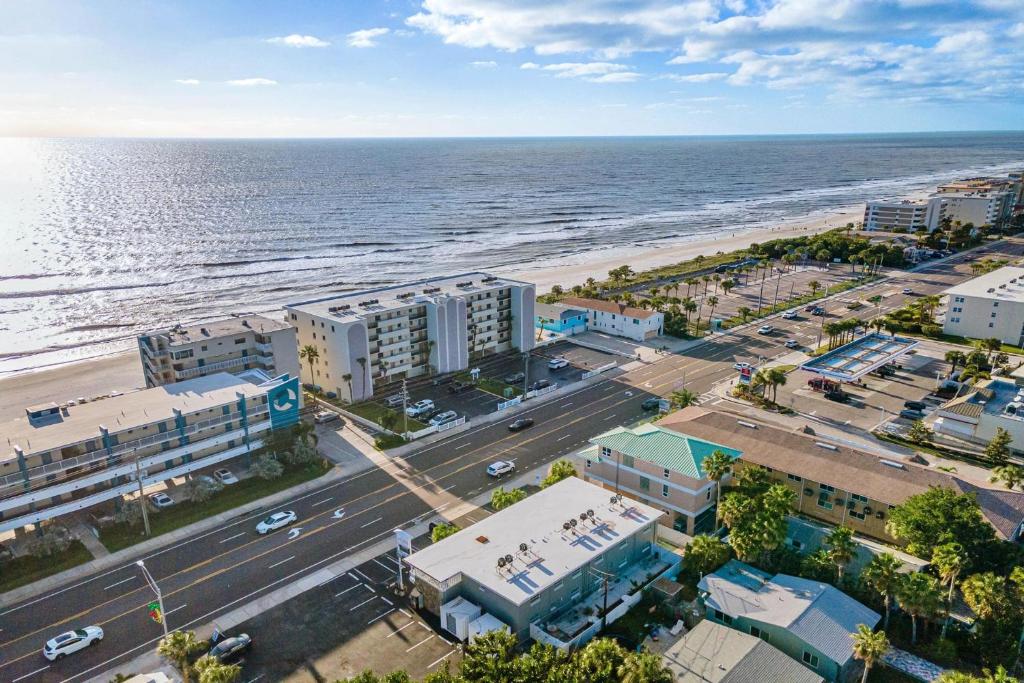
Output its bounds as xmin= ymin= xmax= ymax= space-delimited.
xmin=314 ymin=410 xmax=339 ymax=424
xmin=782 ymin=310 xmax=798 ymax=320
xmin=547 ymin=357 xmax=569 ymax=370
xmin=487 ymin=460 xmax=516 ymax=477
xmin=257 ymin=511 xmax=298 ymax=535
xmin=733 ymin=362 xmax=752 ymax=371
xmin=902 ymin=287 xmax=913 ymax=295
xmin=214 ymin=468 xmax=239 ymax=485
xmin=785 ymin=339 xmax=800 ymax=349
xmin=148 ymin=492 xmax=174 ymax=509
xmin=43 ymin=626 xmax=103 ymax=661
xmin=758 ymin=325 xmax=774 ymax=335
xmin=406 ymin=399 xmax=435 ymax=417
xmin=429 ymin=410 xmax=459 ymax=427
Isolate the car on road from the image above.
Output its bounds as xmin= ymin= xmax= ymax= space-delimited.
xmin=757 ymin=325 xmax=774 ymax=335
xmin=784 ymin=339 xmax=800 ymax=349
xmin=902 ymin=287 xmax=914 ymax=295
xmin=429 ymin=410 xmax=459 ymax=427
xmin=528 ymin=379 xmax=551 ymax=392
xmin=256 ymin=510 xmax=298 ymax=535
xmin=209 ymin=633 xmax=252 ymax=663
xmin=904 ymin=400 xmax=927 ymax=411
xmin=148 ymin=492 xmax=174 ymax=509
xmin=504 ymin=371 xmax=525 ymax=385
xmin=314 ymin=410 xmax=339 ymax=424
xmin=406 ymin=399 xmax=435 ymax=417
xmin=214 ymin=468 xmax=239 ymax=485
xmin=448 ymin=380 xmax=473 ymax=394
xmin=508 ymin=417 xmax=534 ymax=432
xmin=384 ymin=395 xmax=405 ymax=408
xmin=487 ymin=460 xmax=517 ymax=477
xmin=899 ymin=409 xmax=924 ymax=420
xmin=733 ymin=362 xmax=753 ymax=371
xmin=43 ymin=626 xmax=103 ymax=661
xmin=782 ymin=310 xmax=799 ymax=319
xmin=547 ymin=357 xmax=569 ymax=370
xmin=641 ymin=397 xmax=662 ymax=411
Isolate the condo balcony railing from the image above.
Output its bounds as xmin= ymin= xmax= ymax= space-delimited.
xmin=175 ymin=356 xmax=253 ymax=379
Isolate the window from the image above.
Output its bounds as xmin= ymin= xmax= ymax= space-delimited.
xmin=992 ymin=312 xmax=998 ymax=318
xmin=817 ymin=493 xmax=833 ymax=510
xmin=600 ymin=446 xmax=612 ymax=458
xmin=989 ymin=323 xmax=995 ymax=328
xmin=803 ymin=652 xmax=819 ymax=668
xmin=622 ymin=454 xmax=634 ymax=468
xmin=788 ymin=474 xmax=802 ymax=482
xmin=750 ymin=626 xmax=762 ymax=638
xmin=234 ymin=337 xmax=245 ymax=345
xmin=819 ymin=483 xmax=835 ymax=493
xmin=662 ymin=484 xmax=670 ymax=498
xmin=664 ymin=468 xmax=671 ymax=479
xmin=994 ymin=302 xmax=1000 ymax=307
xmin=851 ymin=493 xmax=868 ymax=503
xmin=849 ymin=509 xmax=866 ymax=520
xmin=585 ymin=459 xmax=592 ymax=469
xmin=530 ymin=596 xmax=540 ymax=606
xmin=639 ymin=476 xmax=650 ymax=491
xmin=633 ymin=318 xmax=639 ymax=324
xmin=707 ymin=488 xmax=712 ymax=500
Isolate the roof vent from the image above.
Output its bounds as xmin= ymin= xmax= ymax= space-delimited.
xmin=476 ymin=535 xmax=489 ymax=544
xmin=456 ymin=280 xmax=473 ymax=288
xmin=880 ymin=459 xmax=906 ymax=470
xmin=988 ymin=288 xmax=996 ymax=293
xmin=737 ymin=420 xmax=757 ymax=429
xmin=423 ymin=286 xmax=442 ymax=295
xmin=815 ymin=442 xmax=839 ymax=451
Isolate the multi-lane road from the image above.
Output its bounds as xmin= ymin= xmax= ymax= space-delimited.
xmin=1 ymin=239 xmax=1021 ymax=683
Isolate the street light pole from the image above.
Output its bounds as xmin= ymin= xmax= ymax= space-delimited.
xmin=137 ymin=560 xmax=169 ymax=638
xmin=133 ymin=458 xmax=151 ymax=537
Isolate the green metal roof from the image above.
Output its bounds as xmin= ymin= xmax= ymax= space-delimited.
xmin=590 ymin=423 xmax=741 ymax=479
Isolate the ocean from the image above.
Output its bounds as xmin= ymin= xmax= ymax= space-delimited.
xmin=1 ymin=132 xmax=1022 ymax=374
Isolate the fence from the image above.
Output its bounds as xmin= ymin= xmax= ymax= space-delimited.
xmin=497 ymin=396 xmax=522 ymax=411
xmin=581 ymin=361 xmax=618 ymax=380
xmin=525 ymin=384 xmax=559 ymax=400
xmin=404 ymin=416 xmax=467 ymax=441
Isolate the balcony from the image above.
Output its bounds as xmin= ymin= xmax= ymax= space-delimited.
xmin=175 ymin=356 xmax=249 ymax=379
xmin=140 ymin=342 xmax=169 ymax=361
xmin=255 ymin=342 xmax=274 ymax=354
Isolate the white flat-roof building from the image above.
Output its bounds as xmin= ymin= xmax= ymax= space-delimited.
xmin=862 ymin=199 xmax=938 ymax=232
xmin=931 ymin=191 xmax=1015 ymax=231
xmin=0 ymin=372 xmax=301 ymax=535
xmin=404 ymin=477 xmax=678 ymax=647
xmin=138 ymin=314 xmax=299 ymax=389
xmin=285 ymin=273 xmax=535 ymax=402
xmin=942 ymin=266 xmax=1024 ymax=344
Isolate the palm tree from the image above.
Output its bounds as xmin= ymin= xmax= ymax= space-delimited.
xmin=960 ymin=364 xmax=990 ymax=386
xmin=808 ymin=279 xmax=822 ymax=297
xmin=683 ymin=299 xmax=698 ymax=335
xmin=862 ymin=553 xmax=904 ymax=630
xmin=355 ymin=356 xmax=367 ymax=399
xmin=712 ymin=273 xmax=722 ymax=294
xmin=883 ymin=319 xmax=902 ymax=337
xmin=765 ymin=367 xmax=787 ymax=402
xmin=945 ymin=350 xmax=967 ymax=375
xmin=738 ymin=306 xmax=752 ymax=322
xmin=670 ymin=389 xmax=698 ymax=409
xmin=721 ymin=279 xmax=735 ymax=296
xmin=991 ymin=464 xmax=1024 ymax=491
xmin=961 ymin=572 xmax=1009 ymax=621
xmin=826 ymin=526 xmax=857 ymax=583
xmin=701 ymin=275 xmax=712 ymax=296
xmin=705 ymin=295 xmax=719 ymax=332
xmin=702 ymin=450 xmax=733 ymax=530
xmin=897 ymin=571 xmax=943 ymax=644
xmin=932 ymin=543 xmax=968 ymax=639
xmin=193 ymin=655 xmax=241 ymax=683
xmin=852 ymin=625 xmax=890 ymax=683
xmin=617 ymin=651 xmax=672 ymax=683
xmin=684 ymin=278 xmax=698 ymax=298
xmin=869 ymin=317 xmax=885 ymax=334
xmin=158 ymin=631 xmax=204 ymax=683
xmin=299 ymin=344 xmax=319 ymax=385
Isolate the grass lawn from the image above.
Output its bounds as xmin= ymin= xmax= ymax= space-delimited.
xmin=347 ymin=401 xmax=427 ymax=431
xmin=99 ymin=461 xmax=331 ymax=553
xmin=0 ymin=540 xmax=93 ymax=594
xmin=474 ymin=377 xmax=523 ymax=399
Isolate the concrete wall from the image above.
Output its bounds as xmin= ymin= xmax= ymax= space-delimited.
xmin=943 ymin=292 xmax=1024 ymax=345
xmin=428 ymin=297 xmax=468 ymax=375
xmin=511 ymin=284 xmax=536 ymax=352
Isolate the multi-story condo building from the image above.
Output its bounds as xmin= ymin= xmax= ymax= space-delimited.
xmin=137 ymin=315 xmax=299 ymax=389
xmin=862 ymin=199 xmax=937 ymax=232
xmin=942 ymin=266 xmax=1024 ymax=344
xmin=929 ymin=190 xmax=1015 ymax=231
xmin=285 ymin=273 xmax=535 ymax=402
xmin=0 ymin=372 xmax=300 ymax=535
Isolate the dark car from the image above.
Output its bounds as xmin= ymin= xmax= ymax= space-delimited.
xmin=528 ymin=379 xmax=551 ymax=392
xmin=508 ymin=418 xmax=535 ymax=432
xmin=641 ymin=397 xmax=661 ymax=411
xmin=900 ymin=409 xmax=924 ymax=420
xmin=824 ymin=390 xmax=850 ymax=403
xmin=504 ymin=372 xmax=526 ymax=385
xmin=904 ymin=400 xmax=927 ymax=411
xmin=448 ymin=380 xmax=473 ymax=394
xmin=812 ymin=307 xmax=826 ymax=316
xmin=209 ymin=633 xmax=252 ymax=663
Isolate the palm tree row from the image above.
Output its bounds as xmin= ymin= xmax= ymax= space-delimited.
xmin=823 ymin=318 xmax=864 ymax=350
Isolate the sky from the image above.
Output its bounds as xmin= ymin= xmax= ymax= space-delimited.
xmin=1 ymin=0 xmax=1023 ymax=137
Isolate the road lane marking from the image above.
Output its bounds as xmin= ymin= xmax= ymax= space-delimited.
xmin=557 ymin=435 xmax=572 ymax=441
xmin=407 ymin=634 xmax=435 ymax=652
xmin=349 ymin=596 xmax=377 ymax=612
xmin=360 ymin=516 xmax=383 ymax=528
xmin=455 ymin=443 xmax=470 ymax=450
xmin=219 ymin=533 xmax=246 ymax=544
xmin=12 ymin=666 xmax=49 ymax=682
xmin=559 ymin=402 xmax=573 ymax=408
xmin=387 ymin=621 xmax=416 ymax=637
xmin=368 ymin=608 xmax=396 ymax=625
xmin=267 ymin=555 xmax=295 ymax=570
xmin=335 ymin=584 xmax=363 ymax=597
xmin=603 ymin=414 xmax=618 ymax=421
xmin=103 ymin=577 xmax=135 ymax=591
xmin=312 ymin=497 xmax=334 ymax=507
xmin=165 ymin=603 xmax=188 ymax=615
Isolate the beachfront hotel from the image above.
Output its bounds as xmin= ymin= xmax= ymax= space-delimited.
xmin=137 ymin=314 xmax=300 ymax=389
xmin=942 ymin=265 xmax=1024 ymax=345
xmin=285 ymin=273 xmax=536 ymax=403
xmin=0 ymin=372 xmax=300 ymax=535
xmin=862 ymin=199 xmax=937 ymax=232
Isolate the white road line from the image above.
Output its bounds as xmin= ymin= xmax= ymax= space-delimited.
xmin=104 ymin=576 xmax=135 ymax=590
xmin=373 ymin=558 xmax=394 ymax=572
xmin=429 ymin=651 xmax=456 ymax=669
xmin=361 ymin=516 xmax=383 ymax=528
xmin=603 ymin=414 xmax=618 ymax=421
xmin=432 ymin=503 xmax=450 ymax=513
xmin=349 ymin=596 xmax=377 ymax=612
xmin=364 ymin=583 xmax=376 ymax=594
xmin=335 ymin=583 xmax=363 ymax=597
xmin=442 ymin=484 xmax=457 ymax=492
xmin=399 ymin=608 xmax=412 ymax=617
xmin=559 ymin=402 xmax=573 ymax=408
xmin=353 ymin=568 xmax=374 ymax=583
xmin=347 ymin=571 xmax=361 ymax=582
xmin=368 ymin=608 xmax=396 ymax=625
xmin=219 ymin=532 xmax=246 ymax=544
xmin=381 ymin=596 xmax=394 ymax=606
xmin=455 ymin=443 xmax=470 ymax=450
xmin=556 ymin=434 xmax=572 ymax=441
xmin=165 ymin=603 xmax=188 ymax=615
xmin=387 ymin=621 xmax=417 ymax=637
xmin=13 ymin=666 xmax=49 ymax=682
xmin=312 ymin=497 xmax=334 ymax=507
xmin=243 ymin=676 xmax=265 ymax=683
xmin=267 ymin=555 xmax=295 ymax=570
xmin=407 ymin=634 xmax=436 ymax=652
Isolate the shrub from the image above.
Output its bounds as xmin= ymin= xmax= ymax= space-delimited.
xmin=250 ymin=453 xmax=284 ymax=480
xmin=431 ymin=523 xmax=459 ymax=543
xmin=491 ymin=487 xmax=526 ymax=511
xmin=282 ymin=440 xmax=320 ymax=467
xmin=113 ymin=498 xmax=151 ymax=526
xmin=187 ymin=476 xmax=223 ymax=503
xmin=921 ymin=324 xmax=943 ymax=337
xmin=26 ymin=525 xmax=73 ymax=557
xmin=921 ymin=638 xmax=958 ymax=667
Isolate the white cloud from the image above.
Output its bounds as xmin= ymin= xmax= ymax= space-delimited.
xmin=471 ymin=60 xmax=498 ymax=67
xmin=173 ymin=79 xmax=200 ymax=85
xmin=267 ymin=34 xmax=330 ymax=48
xmin=520 ymin=62 xmax=540 ymax=70
xmin=520 ymin=61 xmax=640 ymax=82
xmin=1009 ymin=22 xmax=1024 ymax=38
xmin=347 ymin=27 xmax=390 ymax=48
xmin=226 ymin=78 xmax=278 ymax=87
xmin=664 ymin=71 xmax=729 ymax=82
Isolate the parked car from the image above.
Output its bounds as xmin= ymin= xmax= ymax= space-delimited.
xmin=43 ymin=626 xmax=103 ymax=661
xmin=148 ymin=492 xmax=174 ymax=509
xmin=209 ymin=633 xmax=252 ymax=663
xmin=547 ymin=357 xmax=569 ymax=370
xmin=429 ymin=410 xmax=459 ymax=427
xmin=824 ymin=390 xmax=850 ymax=404
xmin=900 ymin=409 xmax=924 ymax=420
xmin=384 ymin=394 xmax=406 ymax=408
xmin=314 ymin=410 xmax=339 ymax=424
xmin=528 ymin=379 xmax=551 ymax=392
xmin=733 ymin=361 xmax=753 ymax=371
xmin=784 ymin=339 xmax=800 ymax=349
xmin=757 ymin=325 xmax=774 ymax=335
xmin=782 ymin=310 xmax=799 ymax=319
xmin=804 ymin=305 xmax=818 ymax=312
xmin=448 ymin=380 xmax=473 ymax=394
xmin=902 ymin=287 xmax=914 ymax=295
xmin=487 ymin=460 xmax=517 ymax=477
xmin=508 ymin=418 xmax=534 ymax=432
xmin=256 ymin=510 xmax=298 ymax=535
xmin=807 ymin=377 xmax=839 ymax=392
xmin=406 ymin=399 xmax=435 ymax=417
xmin=504 ymin=372 xmax=525 ymax=385
xmin=904 ymin=400 xmax=927 ymax=411
xmin=641 ymin=397 xmax=662 ymax=411
xmin=214 ymin=468 xmax=239 ymax=485
xmin=811 ymin=307 xmax=826 ymax=316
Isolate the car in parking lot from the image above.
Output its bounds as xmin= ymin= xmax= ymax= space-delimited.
xmin=384 ymin=394 xmax=405 ymax=408
xmin=824 ymin=390 xmax=850 ymax=403
xmin=429 ymin=410 xmax=459 ymax=427
xmin=528 ymin=379 xmax=551 ymax=392
xmin=504 ymin=371 xmax=525 ymax=385
xmin=733 ymin=361 xmax=753 ymax=371
xmin=508 ymin=417 xmax=534 ymax=432
xmin=902 ymin=287 xmax=914 ymax=295
xmin=314 ymin=410 xmax=339 ymax=424
xmin=448 ymin=380 xmax=473 ymax=394
xmin=148 ymin=492 xmax=174 ymax=509
xmin=406 ymin=399 xmax=435 ymax=417
xmin=900 ymin=409 xmax=925 ymax=420
xmin=904 ymin=400 xmax=927 ymax=411
xmin=256 ymin=510 xmax=298 ymax=534
xmin=782 ymin=310 xmax=798 ymax=319
xmin=43 ymin=626 xmax=103 ymax=661
xmin=547 ymin=357 xmax=569 ymax=370
xmin=805 ymin=305 xmax=818 ymax=312
xmin=487 ymin=460 xmax=516 ymax=477
xmin=811 ymin=307 xmax=826 ymax=316
xmin=209 ymin=633 xmax=252 ymax=663
xmin=214 ymin=468 xmax=239 ymax=485
xmin=757 ymin=325 xmax=774 ymax=335
xmin=784 ymin=339 xmax=800 ymax=349
xmin=641 ymin=397 xmax=662 ymax=411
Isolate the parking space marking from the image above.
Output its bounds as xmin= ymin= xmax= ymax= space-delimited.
xmin=219 ymin=532 xmax=246 ymax=544
xmin=349 ymin=596 xmax=378 ymax=612
xmin=373 ymin=558 xmax=394 ymax=573
xmin=407 ymin=634 xmax=436 ymax=652
xmin=361 ymin=516 xmax=384 ymax=528
xmin=387 ymin=621 xmax=417 ymax=637
xmin=13 ymin=666 xmax=49 ymax=682
xmin=399 ymin=608 xmax=412 ymax=617
xmin=267 ymin=555 xmax=295 ymax=570
xmin=364 ymin=582 xmax=377 ymax=594
xmin=312 ymin=497 xmax=334 ymax=507
xmin=353 ymin=568 xmax=375 ymax=583
xmin=381 ymin=596 xmax=394 ymax=605
xmin=368 ymin=608 xmax=396 ymax=625
xmin=429 ymin=651 xmax=456 ymax=669
xmin=104 ymin=576 xmax=135 ymax=590
xmin=335 ymin=583 xmax=364 ymax=597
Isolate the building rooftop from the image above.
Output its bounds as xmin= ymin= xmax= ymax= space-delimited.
xmin=699 ymin=560 xmax=880 ymax=667
xmin=144 ymin=314 xmax=291 ymax=345
xmin=590 ymin=423 xmax=741 ymax=480
xmin=403 ymin=477 xmax=663 ymax=607
xmin=799 ymin=332 xmax=919 ymax=382
xmin=559 ymin=296 xmax=660 ymax=321
xmin=2 ymin=373 xmax=267 ymax=460
xmin=943 ymin=266 xmax=1024 ymax=303
xmin=535 ymin=302 xmax=586 ymax=321
xmin=285 ymin=272 xmax=532 ymax=320
xmin=661 ymin=619 xmax=824 ymax=683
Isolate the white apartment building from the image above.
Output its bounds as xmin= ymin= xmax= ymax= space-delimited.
xmin=138 ymin=315 xmax=300 ymax=389
xmin=943 ymin=266 xmax=1024 ymax=344
xmin=285 ymin=273 xmax=535 ymax=402
xmin=862 ymin=199 xmax=937 ymax=232
xmin=558 ymin=297 xmax=664 ymax=342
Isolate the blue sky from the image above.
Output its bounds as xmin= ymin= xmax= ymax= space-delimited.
xmin=2 ymin=0 xmax=1022 ymax=137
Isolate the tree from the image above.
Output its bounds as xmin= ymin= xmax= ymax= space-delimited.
xmin=26 ymin=524 xmax=73 ymax=557
xmin=809 ymin=280 xmax=822 ymax=296
xmin=897 ymin=571 xmax=943 ymax=644
xmin=701 ymin=449 xmax=733 ymax=530
xmin=961 ymin=572 xmax=1011 ymax=621
xmin=670 ymin=388 xmax=698 ymax=409
xmin=193 ymin=655 xmax=241 ymax=683
xmin=574 ymin=638 xmax=628 ymax=683
xmin=907 ymin=419 xmax=933 ymax=445
xmin=862 ymin=553 xmax=904 ymax=630
xmin=932 ymin=543 xmax=968 ymax=639
xmin=985 ymin=428 xmax=1013 ymax=466
xmin=355 ymin=356 xmax=368 ymax=398
xmin=886 ymin=487 xmax=996 ymax=565
xmin=991 ymin=464 xmax=1024 ymax=491
xmin=937 ymin=667 xmax=1020 ymax=683
xmin=852 ymin=624 xmax=890 ymax=683
xmin=431 ymin=523 xmax=459 ymax=543
xmin=738 ymin=306 xmax=752 ymax=322
xmin=113 ymin=498 xmax=150 ymax=527
xmin=617 ymin=650 xmax=672 ymax=683
xmin=826 ymin=526 xmax=857 ymax=583
xmin=158 ymin=631 xmax=204 ymax=683
xmin=945 ymin=351 xmax=967 ymax=375
xmin=282 ymin=439 xmax=320 ymax=467
xmin=541 ymin=460 xmax=576 ymax=488
xmin=250 ymin=453 xmax=283 ymax=480
xmin=719 ymin=484 xmax=794 ymax=563
xmin=491 ymin=487 xmax=526 ymax=511
xmin=186 ymin=476 xmax=222 ymax=503
xmin=380 ymin=409 xmax=400 ymax=433
xmin=721 ymin=279 xmax=735 ymax=297
xmin=342 ymin=372 xmax=353 ymax=400
xmin=299 ymin=344 xmax=319 ymax=385
xmin=459 ymin=629 xmax=520 ymax=682
xmin=683 ymin=534 xmax=730 ymax=578
xmin=705 ymin=295 xmax=719 ymax=331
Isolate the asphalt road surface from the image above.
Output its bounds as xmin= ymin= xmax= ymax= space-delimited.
xmin=2 ymin=240 xmax=1021 ymax=683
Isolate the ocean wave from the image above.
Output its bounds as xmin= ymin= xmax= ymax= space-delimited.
xmin=0 ymin=281 xmax=169 ymax=300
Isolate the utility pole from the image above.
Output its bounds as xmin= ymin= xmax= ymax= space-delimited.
xmin=134 ymin=457 xmax=151 ymax=537
xmin=522 ymin=351 xmax=529 ymax=395
xmin=771 ymin=272 xmax=782 ymax=312
xmin=401 ymin=378 xmax=408 ymax=436
xmin=756 ymin=279 xmax=765 ymax=315
xmin=137 ymin=560 xmax=168 ymax=638
xmin=816 ymin=285 xmax=829 ymax=349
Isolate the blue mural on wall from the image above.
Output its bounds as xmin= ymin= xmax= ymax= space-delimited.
xmin=267 ymin=375 xmax=300 ymax=430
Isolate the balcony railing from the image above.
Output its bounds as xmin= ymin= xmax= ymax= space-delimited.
xmin=175 ymin=356 xmax=250 ymax=379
